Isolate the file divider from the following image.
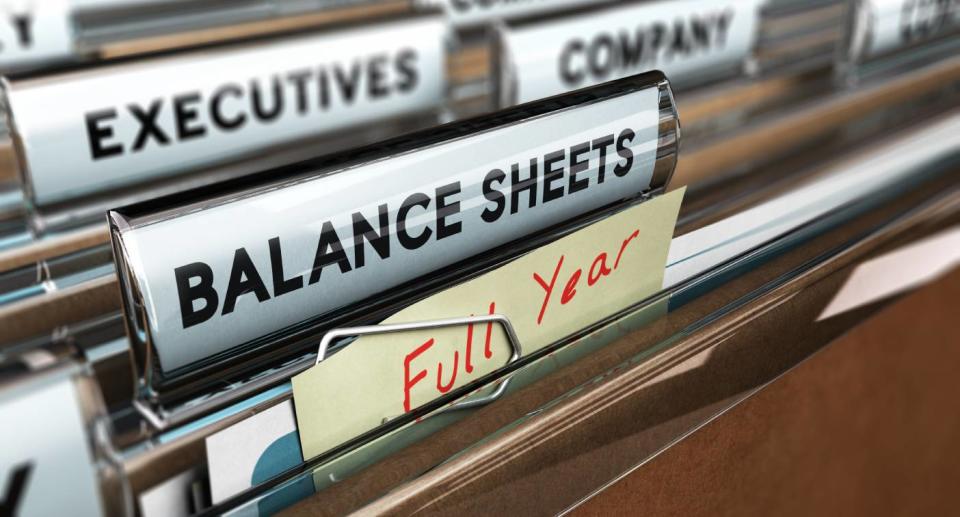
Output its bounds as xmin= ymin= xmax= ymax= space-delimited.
xmin=107 ymin=72 xmax=678 ymax=403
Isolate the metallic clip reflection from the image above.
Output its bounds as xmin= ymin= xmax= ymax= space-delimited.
xmin=314 ymin=313 xmax=522 ymax=412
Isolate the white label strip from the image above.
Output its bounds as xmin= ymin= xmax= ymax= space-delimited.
xmin=818 ymin=225 xmax=960 ymax=320
xmin=0 ymin=0 xmax=73 ymax=71
xmin=859 ymin=0 xmax=960 ymax=58
xmin=502 ymin=0 xmax=761 ymax=104
xmin=118 ymin=85 xmax=661 ymax=372
xmin=0 ymin=369 xmax=103 ymax=517
xmin=6 ymin=16 xmax=447 ymax=205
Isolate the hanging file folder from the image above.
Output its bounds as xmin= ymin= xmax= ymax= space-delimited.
xmin=107 ymin=71 xmax=679 ymax=411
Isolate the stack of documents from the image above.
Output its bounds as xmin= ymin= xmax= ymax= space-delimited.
xmin=1 ymin=1 xmax=958 ymax=515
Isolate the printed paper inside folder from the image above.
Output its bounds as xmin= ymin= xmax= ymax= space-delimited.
xmin=292 ymin=188 xmax=685 ymax=461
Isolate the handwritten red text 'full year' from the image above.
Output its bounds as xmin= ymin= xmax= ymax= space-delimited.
xmin=401 ymin=224 xmax=644 ymax=413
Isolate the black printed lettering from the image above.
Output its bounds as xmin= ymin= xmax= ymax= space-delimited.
xmin=175 ymin=262 xmax=219 ymax=328
xmin=592 ymin=134 xmax=615 ymax=184
xmin=559 ymin=40 xmax=585 ymax=85
xmin=129 ymin=100 xmax=170 ymax=152
xmin=287 ymin=69 xmax=313 ymax=114
xmin=210 ymin=84 xmax=247 ymax=131
xmin=568 ymin=142 xmax=591 ymax=194
xmin=85 ymin=109 xmax=123 ymax=160
xmin=397 ymin=192 xmax=433 ymax=250
xmin=435 ymin=181 xmax=462 ymax=240
xmin=557 ymin=8 xmax=739 ymax=85
xmin=222 ymin=248 xmax=271 ymax=315
xmin=269 ymin=236 xmax=304 ymax=297
xmin=162 ymin=120 xmax=647 ymax=328
xmin=251 ymin=76 xmax=284 ymax=122
xmin=588 ymin=34 xmax=615 ymax=79
xmin=0 ymin=462 xmax=31 ymax=517
xmin=317 ymin=67 xmax=331 ymax=109
xmin=618 ymin=30 xmax=645 ymax=69
xmin=367 ymin=54 xmax=390 ymax=99
xmin=12 ymin=14 xmax=32 ymax=47
xmin=396 ymin=49 xmax=419 ymax=92
xmin=334 ymin=60 xmax=362 ymax=104
xmin=614 ymin=128 xmax=635 ymax=177
xmin=542 ymin=149 xmax=565 ymax=203
xmin=481 ymin=169 xmax=507 ymax=223
xmin=510 ymin=159 xmax=538 ymax=214
xmin=173 ymin=92 xmax=206 ymax=141
xmin=309 ymin=222 xmax=352 ymax=284
xmin=352 ymin=204 xmax=391 ymax=268
xmin=81 ymin=48 xmax=425 ymax=158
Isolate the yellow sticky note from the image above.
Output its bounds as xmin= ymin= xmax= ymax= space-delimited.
xmin=293 ymin=188 xmax=685 ymax=461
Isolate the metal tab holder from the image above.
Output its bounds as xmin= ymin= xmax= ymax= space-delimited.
xmin=839 ymin=0 xmax=960 ymax=85
xmin=0 ymin=0 xmax=414 ymax=235
xmin=487 ymin=0 xmax=849 ymax=150
xmin=107 ymin=72 xmax=678 ymax=414
xmin=0 ymin=6 xmax=452 ymax=247
xmin=491 ymin=0 xmax=848 ymax=109
xmin=0 ymin=348 xmax=130 ymax=517
xmin=0 ymin=0 xmax=419 ymax=245
xmin=0 ymin=74 xmax=677 ymax=508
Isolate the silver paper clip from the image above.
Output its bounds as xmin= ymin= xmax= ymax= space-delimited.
xmin=315 ymin=314 xmax=523 ymax=412
xmin=133 ymin=314 xmax=524 ymax=432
